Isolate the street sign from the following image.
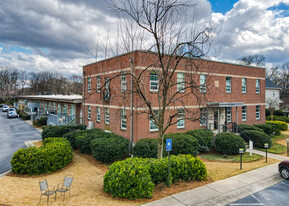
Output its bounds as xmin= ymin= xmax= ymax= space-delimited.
xmin=166 ymin=139 xmax=172 ymax=151
xmin=264 ymin=143 xmax=269 ymax=148
xmin=286 ymin=139 xmax=289 ymax=143
xmin=239 ymin=148 xmax=244 ymax=154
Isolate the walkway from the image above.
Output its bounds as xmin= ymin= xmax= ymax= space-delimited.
xmin=143 ymin=152 xmax=288 ymax=206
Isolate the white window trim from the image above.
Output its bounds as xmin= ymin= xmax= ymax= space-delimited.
xmin=96 ymin=107 xmax=101 ymax=122
xmin=121 ymin=74 xmax=127 ymax=91
xmin=200 ymin=108 xmax=207 ymax=126
xmin=177 ymin=73 xmax=185 ymax=93
xmin=242 ymin=78 xmax=247 ymax=94
xmin=256 ymin=79 xmax=260 ymax=94
xmin=149 ymin=110 xmax=159 ymax=132
xmin=96 ymin=76 xmax=101 ymax=93
xmin=121 ymin=109 xmax=127 ymax=130
xmin=88 ymin=106 xmax=91 ymax=120
xmin=88 ymin=77 xmax=91 ymax=93
xmin=256 ymin=105 xmax=260 ymax=120
xmin=150 ymin=72 xmax=159 ymax=92
xmin=242 ymin=106 xmax=247 ymax=121
xmin=227 ymin=107 xmax=232 ymax=122
xmin=226 ymin=77 xmax=231 ymax=93
xmin=200 ymin=74 xmax=206 ymax=93
xmin=177 ymin=109 xmax=185 ymax=129
xmin=105 ymin=108 xmax=110 ymax=124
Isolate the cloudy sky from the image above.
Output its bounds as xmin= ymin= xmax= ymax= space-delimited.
xmin=0 ymin=0 xmax=288 ymax=75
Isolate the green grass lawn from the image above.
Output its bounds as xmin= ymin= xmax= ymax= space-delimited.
xmin=199 ymin=152 xmax=262 ymax=162
xmin=258 ymin=142 xmax=287 ymax=154
xmin=270 ymin=134 xmax=287 ymax=141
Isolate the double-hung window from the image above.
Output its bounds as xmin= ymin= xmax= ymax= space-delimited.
xmin=105 ymin=108 xmax=110 ymax=124
xmin=256 ymin=105 xmax=260 ymax=120
xmin=121 ymin=109 xmax=127 ymax=130
xmin=200 ymin=108 xmax=207 ymax=126
xmin=227 ymin=107 xmax=232 ymax=122
xmin=226 ymin=77 xmax=231 ymax=93
xmin=88 ymin=77 xmax=91 ymax=93
xmin=149 ymin=110 xmax=159 ymax=131
xmin=200 ymin=74 xmax=206 ymax=93
xmin=88 ymin=106 xmax=91 ymax=120
xmin=96 ymin=76 xmax=101 ymax=93
xmin=150 ymin=71 xmax=159 ymax=92
xmin=242 ymin=78 xmax=247 ymax=94
xmin=242 ymin=106 xmax=247 ymax=121
xmin=121 ymin=74 xmax=127 ymax=91
xmin=177 ymin=73 xmax=185 ymax=92
xmin=177 ymin=109 xmax=185 ymax=129
xmin=96 ymin=107 xmax=101 ymax=122
xmin=256 ymin=79 xmax=260 ymax=94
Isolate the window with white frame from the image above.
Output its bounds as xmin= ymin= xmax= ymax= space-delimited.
xmin=63 ymin=104 xmax=68 ymax=115
xmin=256 ymin=79 xmax=260 ymax=94
xmin=256 ymin=105 xmax=260 ymax=120
xmin=88 ymin=77 xmax=91 ymax=93
xmin=150 ymin=71 xmax=159 ymax=92
xmin=121 ymin=74 xmax=127 ymax=91
xmin=177 ymin=109 xmax=185 ymax=128
xmin=52 ymin=102 xmax=56 ymax=112
xmin=226 ymin=77 xmax=231 ymax=93
xmin=105 ymin=108 xmax=110 ymax=124
xmin=200 ymin=108 xmax=207 ymax=126
xmin=105 ymin=77 xmax=110 ymax=89
xmin=227 ymin=107 xmax=232 ymax=122
xmin=121 ymin=109 xmax=127 ymax=130
xmin=70 ymin=105 xmax=75 ymax=116
xmin=177 ymin=73 xmax=185 ymax=92
xmin=96 ymin=107 xmax=101 ymax=122
xmin=57 ymin=104 xmax=61 ymax=114
xmin=88 ymin=106 xmax=91 ymax=120
xmin=242 ymin=78 xmax=247 ymax=93
xmin=149 ymin=110 xmax=159 ymax=131
xmin=200 ymin=74 xmax=206 ymax=93
xmin=96 ymin=76 xmax=101 ymax=93
xmin=242 ymin=106 xmax=247 ymax=121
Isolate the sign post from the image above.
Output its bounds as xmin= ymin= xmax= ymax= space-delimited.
xmin=264 ymin=143 xmax=269 ymax=162
xmin=249 ymin=140 xmax=253 ymax=156
xmin=239 ymin=148 xmax=244 ymax=170
xmin=286 ymin=139 xmax=289 ymax=156
xmin=166 ymin=139 xmax=172 ymax=187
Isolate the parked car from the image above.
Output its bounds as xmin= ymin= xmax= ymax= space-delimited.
xmin=0 ymin=104 xmax=3 ymax=108
xmin=7 ymin=108 xmax=18 ymax=118
xmin=279 ymin=160 xmax=289 ymax=180
xmin=2 ymin=105 xmax=9 ymax=112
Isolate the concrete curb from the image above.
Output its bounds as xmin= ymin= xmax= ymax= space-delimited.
xmin=24 ymin=120 xmax=43 ymax=133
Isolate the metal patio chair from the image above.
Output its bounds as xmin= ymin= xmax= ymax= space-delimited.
xmin=56 ymin=176 xmax=73 ymax=201
xmin=39 ymin=178 xmax=56 ymax=205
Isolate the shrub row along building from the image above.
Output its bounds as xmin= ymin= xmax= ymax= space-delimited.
xmin=18 ymin=51 xmax=265 ymax=143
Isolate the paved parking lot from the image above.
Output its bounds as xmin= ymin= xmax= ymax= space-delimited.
xmin=0 ymin=109 xmax=41 ymax=174
xmin=229 ymin=180 xmax=289 ymax=206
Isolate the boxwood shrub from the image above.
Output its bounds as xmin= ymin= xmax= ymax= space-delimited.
xmin=215 ymin=133 xmax=246 ymax=155
xmin=266 ymin=121 xmax=287 ymax=131
xmin=163 ymin=133 xmax=199 ymax=156
xmin=241 ymin=130 xmax=272 ymax=148
xmin=253 ymin=124 xmax=275 ymax=135
xmin=90 ymin=136 xmax=129 ymax=162
xmin=237 ymin=124 xmax=264 ymax=133
xmin=186 ymin=129 xmax=213 ymax=152
xmin=103 ymin=154 xmax=207 ymax=199
xmin=266 ymin=115 xmax=289 ymax=123
xmin=265 ymin=122 xmax=281 ymax=135
xmin=33 ymin=117 xmax=47 ymax=127
xmin=133 ymin=138 xmax=158 ymax=158
xmin=11 ymin=138 xmax=73 ymax=175
xmin=42 ymin=124 xmax=86 ymax=140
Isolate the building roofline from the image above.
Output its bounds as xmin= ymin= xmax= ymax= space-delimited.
xmin=83 ymin=50 xmax=266 ymax=70
xmin=16 ymin=95 xmax=83 ymax=104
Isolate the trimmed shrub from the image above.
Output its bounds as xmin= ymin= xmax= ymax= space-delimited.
xmin=241 ymin=130 xmax=272 ymax=148
xmin=42 ymin=124 xmax=86 ymax=140
xmin=265 ymin=108 xmax=270 ymax=117
xmin=186 ymin=129 xmax=213 ymax=152
xmin=265 ymin=122 xmax=281 ymax=135
xmin=266 ymin=121 xmax=287 ymax=131
xmin=90 ymin=136 xmax=129 ymax=162
xmin=134 ymin=138 xmax=158 ymax=158
xmin=103 ymin=154 xmax=207 ymax=199
xmin=63 ymin=130 xmax=89 ymax=149
xmin=19 ymin=111 xmax=30 ymax=120
xmin=254 ymin=124 xmax=275 ymax=135
xmin=163 ymin=133 xmax=199 ymax=156
xmin=274 ymin=110 xmax=285 ymax=116
xmin=237 ymin=124 xmax=264 ymax=133
xmin=33 ymin=117 xmax=47 ymax=127
xmin=11 ymin=138 xmax=73 ymax=175
xmin=215 ymin=133 xmax=246 ymax=155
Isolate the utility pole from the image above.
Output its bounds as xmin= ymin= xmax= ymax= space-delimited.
xmin=83 ymin=70 xmax=86 ymax=125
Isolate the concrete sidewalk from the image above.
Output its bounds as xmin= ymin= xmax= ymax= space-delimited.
xmin=143 ymin=152 xmax=289 ymax=206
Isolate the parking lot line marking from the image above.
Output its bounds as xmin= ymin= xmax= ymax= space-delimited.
xmin=230 ymin=204 xmax=264 ymax=206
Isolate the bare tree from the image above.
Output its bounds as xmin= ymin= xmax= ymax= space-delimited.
xmin=239 ymin=54 xmax=265 ymax=66
xmin=103 ymin=0 xmax=215 ymax=158
xmin=267 ymin=98 xmax=279 ymax=120
xmin=0 ymin=68 xmax=20 ymax=101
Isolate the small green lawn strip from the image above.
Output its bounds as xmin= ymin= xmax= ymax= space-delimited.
xmin=199 ymin=152 xmax=262 ymax=162
xmin=270 ymin=134 xmax=287 ymax=141
xmin=258 ymin=142 xmax=287 ymax=154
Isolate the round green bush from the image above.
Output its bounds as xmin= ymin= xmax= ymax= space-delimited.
xmin=42 ymin=124 xmax=86 ymax=140
xmin=265 ymin=122 xmax=281 ymax=135
xmin=237 ymin=124 xmax=264 ymax=133
xmin=254 ymin=124 xmax=275 ymax=135
xmin=134 ymin=138 xmax=158 ymax=158
xmin=266 ymin=121 xmax=287 ymax=131
xmin=63 ymin=130 xmax=89 ymax=149
xmin=11 ymin=138 xmax=73 ymax=175
xmin=215 ymin=133 xmax=246 ymax=155
xmin=164 ymin=133 xmax=199 ymax=156
xmin=186 ymin=129 xmax=213 ymax=152
xmin=241 ymin=130 xmax=272 ymax=148
xmin=90 ymin=136 xmax=129 ymax=162
xmin=274 ymin=110 xmax=285 ymax=116
xmin=104 ymin=158 xmax=155 ymax=199
xmin=266 ymin=115 xmax=289 ymax=123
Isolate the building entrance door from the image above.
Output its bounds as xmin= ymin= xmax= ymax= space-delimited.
xmin=214 ymin=110 xmax=218 ymax=130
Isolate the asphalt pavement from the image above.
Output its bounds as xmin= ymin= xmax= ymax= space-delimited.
xmin=0 ymin=109 xmax=41 ymax=174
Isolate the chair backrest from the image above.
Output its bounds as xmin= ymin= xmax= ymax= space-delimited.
xmin=39 ymin=179 xmax=48 ymax=192
xmin=63 ymin=176 xmax=73 ymax=188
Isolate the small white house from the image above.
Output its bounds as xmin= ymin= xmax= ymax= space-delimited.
xmin=265 ymin=79 xmax=281 ymax=110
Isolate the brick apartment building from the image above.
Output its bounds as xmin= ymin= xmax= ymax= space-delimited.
xmin=82 ymin=51 xmax=265 ymax=143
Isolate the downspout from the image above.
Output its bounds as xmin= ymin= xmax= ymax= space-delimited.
xmin=83 ymin=71 xmax=86 ymax=125
xmin=130 ymin=58 xmax=134 ymax=155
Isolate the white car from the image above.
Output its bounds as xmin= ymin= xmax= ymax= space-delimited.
xmin=7 ymin=108 xmax=18 ymax=118
xmin=2 ymin=105 xmax=9 ymax=112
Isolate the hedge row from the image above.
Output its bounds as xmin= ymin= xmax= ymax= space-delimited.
xmin=237 ymin=124 xmax=264 ymax=133
xmin=19 ymin=111 xmax=30 ymax=120
xmin=215 ymin=133 xmax=246 ymax=155
xmin=241 ymin=130 xmax=272 ymax=148
xmin=33 ymin=117 xmax=47 ymax=127
xmin=266 ymin=121 xmax=287 ymax=131
xmin=186 ymin=129 xmax=213 ymax=152
xmin=11 ymin=138 xmax=73 ymax=175
xmin=266 ymin=115 xmax=289 ymax=123
xmin=104 ymin=155 xmax=207 ymax=199
xmin=42 ymin=124 xmax=86 ymax=140
xmin=253 ymin=124 xmax=275 ymax=135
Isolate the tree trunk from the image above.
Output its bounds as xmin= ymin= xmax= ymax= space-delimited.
xmin=157 ymin=133 xmax=164 ymax=158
